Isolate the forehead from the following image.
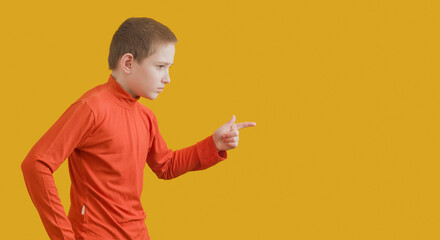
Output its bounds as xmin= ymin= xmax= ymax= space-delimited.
xmin=147 ymin=43 xmax=175 ymax=63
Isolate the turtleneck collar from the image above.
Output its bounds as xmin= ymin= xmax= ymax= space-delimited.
xmin=107 ymin=74 xmax=140 ymax=109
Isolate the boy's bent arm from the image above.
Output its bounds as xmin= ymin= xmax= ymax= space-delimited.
xmin=21 ymin=100 xmax=95 ymax=240
xmin=146 ymin=114 xmax=227 ymax=180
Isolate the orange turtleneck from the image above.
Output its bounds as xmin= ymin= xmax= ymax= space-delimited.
xmin=21 ymin=74 xmax=227 ymax=240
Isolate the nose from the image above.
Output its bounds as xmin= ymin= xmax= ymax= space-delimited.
xmin=162 ymin=70 xmax=171 ymax=84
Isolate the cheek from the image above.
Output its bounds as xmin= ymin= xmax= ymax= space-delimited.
xmin=145 ymin=68 xmax=159 ymax=80
xmin=142 ymin=70 xmax=159 ymax=89
xmin=150 ymin=72 xmax=163 ymax=84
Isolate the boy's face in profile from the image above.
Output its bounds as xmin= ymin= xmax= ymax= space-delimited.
xmin=128 ymin=43 xmax=175 ymax=100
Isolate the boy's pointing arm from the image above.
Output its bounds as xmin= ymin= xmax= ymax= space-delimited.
xmin=146 ymin=114 xmax=256 ymax=180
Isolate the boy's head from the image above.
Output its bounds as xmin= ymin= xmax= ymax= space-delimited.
xmin=108 ymin=17 xmax=178 ymax=100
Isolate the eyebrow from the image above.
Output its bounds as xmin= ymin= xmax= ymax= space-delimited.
xmin=156 ymin=61 xmax=174 ymax=66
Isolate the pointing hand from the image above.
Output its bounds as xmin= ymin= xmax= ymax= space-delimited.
xmin=213 ymin=115 xmax=256 ymax=151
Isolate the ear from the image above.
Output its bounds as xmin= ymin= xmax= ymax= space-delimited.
xmin=120 ymin=53 xmax=134 ymax=73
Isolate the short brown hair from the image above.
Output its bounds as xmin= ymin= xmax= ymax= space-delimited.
xmin=108 ymin=17 xmax=178 ymax=70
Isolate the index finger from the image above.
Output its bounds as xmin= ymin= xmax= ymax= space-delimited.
xmin=236 ymin=122 xmax=257 ymax=130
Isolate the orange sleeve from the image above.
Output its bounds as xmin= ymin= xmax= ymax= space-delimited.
xmin=21 ymin=100 xmax=95 ymax=240
xmin=146 ymin=113 xmax=227 ymax=180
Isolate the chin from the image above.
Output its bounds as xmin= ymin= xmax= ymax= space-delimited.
xmin=143 ymin=94 xmax=158 ymax=100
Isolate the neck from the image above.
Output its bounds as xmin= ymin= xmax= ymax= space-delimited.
xmin=111 ymin=72 xmax=137 ymax=98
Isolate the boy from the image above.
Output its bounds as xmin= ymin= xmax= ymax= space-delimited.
xmin=21 ymin=17 xmax=256 ymax=240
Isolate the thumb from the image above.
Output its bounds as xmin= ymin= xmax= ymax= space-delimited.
xmin=228 ymin=114 xmax=236 ymax=124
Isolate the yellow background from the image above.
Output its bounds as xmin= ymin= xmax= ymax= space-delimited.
xmin=1 ymin=0 xmax=439 ymax=239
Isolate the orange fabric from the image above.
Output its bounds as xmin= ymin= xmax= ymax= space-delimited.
xmin=21 ymin=74 xmax=227 ymax=240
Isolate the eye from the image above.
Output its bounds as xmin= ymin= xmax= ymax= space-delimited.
xmin=157 ymin=65 xmax=165 ymax=69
